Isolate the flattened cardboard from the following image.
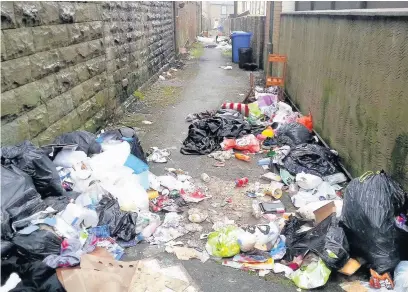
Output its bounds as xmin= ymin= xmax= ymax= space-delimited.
xmin=128 ymin=262 xmax=189 ymax=292
xmin=61 ymin=269 xmax=125 ymax=292
xmin=80 ymin=254 xmax=138 ymax=286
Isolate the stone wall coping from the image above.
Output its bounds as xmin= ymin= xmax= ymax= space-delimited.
xmin=282 ymin=8 xmax=408 ymax=18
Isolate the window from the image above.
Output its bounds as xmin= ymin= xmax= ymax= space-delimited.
xmin=221 ymin=6 xmax=226 ymax=15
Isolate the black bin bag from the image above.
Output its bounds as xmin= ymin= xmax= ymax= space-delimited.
xmin=12 ymin=229 xmax=62 ymax=261
xmin=276 ymin=123 xmax=313 ymax=147
xmin=341 ymin=171 xmax=407 ymax=274
xmin=1 ymin=166 xmax=46 ymax=240
xmin=96 ymin=196 xmax=138 ymax=241
xmin=53 ymin=130 xmax=101 ymax=156
xmin=282 ymin=143 xmax=340 ymax=177
xmin=282 ymin=214 xmax=350 ymax=270
xmin=1 ymin=141 xmax=65 ymax=198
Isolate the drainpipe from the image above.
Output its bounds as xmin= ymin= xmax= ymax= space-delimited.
xmin=263 ymin=2 xmax=272 ymax=73
xmin=173 ymin=2 xmax=178 ymax=55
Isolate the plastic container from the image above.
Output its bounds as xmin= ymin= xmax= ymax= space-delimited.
xmin=235 ymin=153 xmax=251 ymax=162
xmin=60 ymin=203 xmax=98 ymax=228
xmin=238 ymin=47 xmax=252 ymax=68
xmin=235 ymin=177 xmax=249 ymax=187
xmin=124 ymin=154 xmax=149 ymax=190
xmin=231 ymin=31 xmax=252 ymax=63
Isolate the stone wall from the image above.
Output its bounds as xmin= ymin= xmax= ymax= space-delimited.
xmin=279 ymin=10 xmax=408 ymax=188
xmin=230 ymin=15 xmax=265 ymax=68
xmin=1 ymin=1 xmax=175 ymax=146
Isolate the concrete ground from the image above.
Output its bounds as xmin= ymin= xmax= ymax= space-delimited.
xmin=120 ymin=44 xmax=349 ymax=292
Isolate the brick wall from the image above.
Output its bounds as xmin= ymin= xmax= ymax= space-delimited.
xmin=1 ymin=1 xmax=175 ymax=146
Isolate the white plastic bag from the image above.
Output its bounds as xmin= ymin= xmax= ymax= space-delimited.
xmin=158 ymin=175 xmax=184 ymax=191
xmin=53 ymin=150 xmax=87 ymax=168
xmin=291 ymin=190 xmax=321 ymax=208
xmin=296 ymin=172 xmax=323 ymax=190
xmin=89 ymin=141 xmax=130 ymax=171
xmin=315 ymin=181 xmax=337 ymax=200
xmin=394 ymin=261 xmax=408 ymax=292
xmin=100 ymin=173 xmax=149 ymax=212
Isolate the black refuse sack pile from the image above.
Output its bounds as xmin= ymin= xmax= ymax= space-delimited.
xmin=181 ymin=109 xmax=252 ymax=154
xmin=282 ymin=143 xmax=341 ymax=177
xmin=179 ymin=88 xmax=408 ymax=289
xmin=341 ymin=171 xmax=407 ymax=274
xmin=1 ymin=127 xmax=148 ymax=291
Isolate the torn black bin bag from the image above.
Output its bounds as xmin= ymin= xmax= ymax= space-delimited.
xmin=341 ymin=171 xmax=407 ymax=274
xmin=181 ymin=109 xmax=252 ymax=155
xmin=96 ymin=196 xmax=138 ymax=241
xmin=282 ymin=214 xmax=350 ymax=270
xmin=12 ymin=229 xmax=62 ymax=261
xmin=1 ymin=257 xmax=65 ymax=292
xmin=53 ymin=130 xmax=101 ymax=156
xmin=1 ymin=141 xmax=65 ymax=198
xmin=276 ymin=123 xmax=313 ymax=147
xmin=97 ymin=127 xmax=147 ymax=163
xmin=1 ymin=166 xmax=47 ymax=240
xmin=282 ymin=143 xmax=340 ymax=177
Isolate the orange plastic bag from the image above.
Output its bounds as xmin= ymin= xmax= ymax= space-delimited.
xmin=297 ymin=112 xmax=313 ymax=132
xmin=221 ymin=134 xmax=260 ymax=153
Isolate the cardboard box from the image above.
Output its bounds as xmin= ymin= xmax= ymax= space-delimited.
xmin=313 ymin=201 xmax=336 ymax=224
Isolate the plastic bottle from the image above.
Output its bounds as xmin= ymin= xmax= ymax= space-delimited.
xmin=135 ymin=216 xmax=161 ymax=243
xmin=252 ymin=200 xmax=262 ymax=219
xmin=235 ymin=153 xmax=251 ymax=162
xmin=60 ymin=203 xmax=98 ymax=228
xmin=235 ymin=177 xmax=249 ymax=187
xmin=257 ymin=158 xmax=271 ymax=166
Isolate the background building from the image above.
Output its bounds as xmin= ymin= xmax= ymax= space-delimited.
xmin=202 ymin=1 xmax=234 ymax=33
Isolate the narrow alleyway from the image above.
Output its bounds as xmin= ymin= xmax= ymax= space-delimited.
xmin=122 ymin=46 xmax=345 ymax=292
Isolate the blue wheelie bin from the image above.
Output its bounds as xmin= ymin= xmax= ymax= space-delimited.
xmin=231 ymin=31 xmax=252 ymax=63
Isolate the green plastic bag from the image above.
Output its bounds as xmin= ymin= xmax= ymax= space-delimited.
xmin=205 ymin=226 xmax=241 ymax=258
xmin=248 ymin=102 xmax=262 ymax=118
xmin=291 ymin=258 xmax=331 ymax=289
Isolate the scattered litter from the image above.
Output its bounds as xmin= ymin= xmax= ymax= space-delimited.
xmin=165 ymin=246 xmax=209 ymax=263
xmin=201 ymin=173 xmax=210 ymax=182
xmin=159 ymin=75 xmax=166 ymax=80
xmin=185 ymin=223 xmax=203 ymax=233
xmin=147 ymin=147 xmax=171 ymax=163
xmin=220 ymin=65 xmax=232 ymax=70
xmin=188 ymin=208 xmax=208 ymax=223
xmin=182 ymin=189 xmax=211 ymax=203
xmin=152 ymin=213 xmax=188 ymax=244
xmin=261 ymin=172 xmax=282 ymax=182
xmin=235 ymin=177 xmax=249 ymax=187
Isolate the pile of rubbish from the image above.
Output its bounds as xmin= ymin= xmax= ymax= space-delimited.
xmin=1 ymin=81 xmax=408 ymax=291
xmin=0 ymin=126 xmax=215 ymax=291
xmin=178 ymin=85 xmax=408 ymax=291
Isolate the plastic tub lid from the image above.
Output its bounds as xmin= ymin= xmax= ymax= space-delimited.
xmin=231 ymin=31 xmax=252 ymax=37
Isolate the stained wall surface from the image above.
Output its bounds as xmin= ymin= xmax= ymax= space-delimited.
xmin=279 ymin=11 xmax=408 ymax=188
xmin=1 ymin=1 xmax=175 ymax=146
